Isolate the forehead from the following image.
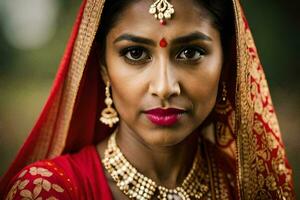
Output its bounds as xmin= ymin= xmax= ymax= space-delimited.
xmin=108 ymin=0 xmax=219 ymax=40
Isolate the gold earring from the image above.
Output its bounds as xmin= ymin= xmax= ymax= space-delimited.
xmin=215 ymin=82 xmax=231 ymax=115
xmin=221 ymin=81 xmax=227 ymax=102
xmin=214 ymin=81 xmax=235 ymax=147
xmin=100 ymin=81 xmax=119 ymax=127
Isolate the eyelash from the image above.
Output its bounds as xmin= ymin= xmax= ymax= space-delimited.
xmin=119 ymin=46 xmax=151 ymax=65
xmin=119 ymin=45 xmax=206 ymax=65
xmin=175 ymin=46 xmax=206 ymax=64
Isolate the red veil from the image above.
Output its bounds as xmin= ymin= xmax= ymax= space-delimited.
xmin=0 ymin=0 xmax=295 ymax=199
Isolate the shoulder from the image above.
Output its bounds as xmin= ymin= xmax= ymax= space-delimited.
xmin=5 ymin=160 xmax=76 ymax=200
xmin=5 ymin=145 xmax=105 ymax=200
xmin=52 ymin=145 xmax=102 ymax=180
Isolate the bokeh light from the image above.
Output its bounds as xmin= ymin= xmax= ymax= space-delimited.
xmin=1 ymin=0 xmax=59 ymax=49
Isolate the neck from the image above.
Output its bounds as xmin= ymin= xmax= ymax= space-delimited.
xmin=116 ymin=124 xmax=199 ymax=188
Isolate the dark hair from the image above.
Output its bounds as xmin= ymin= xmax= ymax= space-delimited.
xmin=195 ymin=0 xmax=234 ymax=33
xmin=96 ymin=0 xmax=235 ymax=65
xmin=96 ymin=0 xmax=137 ymax=65
xmin=194 ymin=0 xmax=235 ymax=56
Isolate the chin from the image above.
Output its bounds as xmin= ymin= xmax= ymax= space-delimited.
xmin=140 ymin=128 xmax=192 ymax=147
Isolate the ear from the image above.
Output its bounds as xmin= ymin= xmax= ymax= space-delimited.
xmin=94 ymin=40 xmax=109 ymax=84
xmin=100 ymin=65 xmax=110 ymax=84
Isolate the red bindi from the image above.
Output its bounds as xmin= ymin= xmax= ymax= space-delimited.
xmin=159 ymin=38 xmax=168 ymax=48
xmin=160 ymin=19 xmax=166 ymax=26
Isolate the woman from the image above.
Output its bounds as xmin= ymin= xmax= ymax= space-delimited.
xmin=0 ymin=0 xmax=295 ymax=199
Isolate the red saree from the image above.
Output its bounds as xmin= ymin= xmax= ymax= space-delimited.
xmin=0 ymin=0 xmax=295 ymax=199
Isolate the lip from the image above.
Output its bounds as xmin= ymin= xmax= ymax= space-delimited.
xmin=144 ymin=108 xmax=186 ymax=126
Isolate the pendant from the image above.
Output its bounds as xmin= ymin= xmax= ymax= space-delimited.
xmin=149 ymin=0 xmax=175 ymax=23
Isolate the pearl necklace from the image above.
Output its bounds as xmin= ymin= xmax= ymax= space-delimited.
xmin=102 ymin=132 xmax=210 ymax=200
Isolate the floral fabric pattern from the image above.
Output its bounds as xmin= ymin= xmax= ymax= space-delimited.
xmin=6 ymin=161 xmax=72 ymax=200
xmin=232 ymin=1 xmax=295 ymax=199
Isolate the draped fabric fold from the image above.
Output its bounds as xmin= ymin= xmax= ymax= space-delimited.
xmin=0 ymin=0 xmax=295 ymax=199
xmin=232 ymin=2 xmax=294 ymax=199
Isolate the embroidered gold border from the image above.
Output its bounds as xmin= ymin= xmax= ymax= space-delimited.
xmin=233 ymin=0 xmax=262 ymax=198
xmin=48 ymin=0 xmax=106 ymax=157
xmin=29 ymin=0 xmax=106 ymax=161
xmin=231 ymin=0 xmax=243 ymax=198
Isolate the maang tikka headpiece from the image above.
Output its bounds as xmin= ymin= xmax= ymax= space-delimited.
xmin=149 ymin=0 xmax=175 ymax=25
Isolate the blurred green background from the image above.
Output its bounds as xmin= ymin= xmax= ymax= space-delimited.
xmin=0 ymin=0 xmax=299 ymax=194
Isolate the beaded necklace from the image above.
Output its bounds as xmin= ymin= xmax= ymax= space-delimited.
xmin=102 ymin=132 xmax=211 ymax=200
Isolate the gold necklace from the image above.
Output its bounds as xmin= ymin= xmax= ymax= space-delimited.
xmin=102 ymin=132 xmax=211 ymax=200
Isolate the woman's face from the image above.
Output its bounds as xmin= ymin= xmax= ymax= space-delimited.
xmin=104 ymin=0 xmax=223 ymax=147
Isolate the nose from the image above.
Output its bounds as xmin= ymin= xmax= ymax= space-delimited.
xmin=149 ymin=60 xmax=180 ymax=100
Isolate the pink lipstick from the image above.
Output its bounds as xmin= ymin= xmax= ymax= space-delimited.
xmin=144 ymin=108 xmax=185 ymax=126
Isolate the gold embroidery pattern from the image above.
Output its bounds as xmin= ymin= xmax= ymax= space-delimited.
xmin=26 ymin=0 xmax=106 ymax=163
xmin=5 ymin=162 xmax=70 ymax=200
xmin=232 ymin=0 xmax=294 ymax=199
xmin=48 ymin=0 xmax=105 ymax=157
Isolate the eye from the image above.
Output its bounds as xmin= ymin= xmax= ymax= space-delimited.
xmin=120 ymin=47 xmax=151 ymax=63
xmin=176 ymin=47 xmax=206 ymax=61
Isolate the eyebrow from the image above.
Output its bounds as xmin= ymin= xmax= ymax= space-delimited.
xmin=114 ymin=34 xmax=156 ymax=46
xmin=113 ymin=31 xmax=212 ymax=46
xmin=172 ymin=32 xmax=212 ymax=44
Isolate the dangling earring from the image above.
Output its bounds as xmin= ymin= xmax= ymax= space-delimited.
xmin=215 ymin=81 xmax=231 ymax=114
xmin=214 ymin=81 xmax=235 ymax=147
xmin=100 ymin=81 xmax=119 ymax=127
xmin=221 ymin=81 xmax=227 ymax=102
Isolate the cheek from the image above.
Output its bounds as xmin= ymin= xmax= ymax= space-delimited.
xmin=108 ymin=74 xmax=138 ymax=122
xmin=183 ymin=58 xmax=222 ymax=117
xmin=187 ymin=75 xmax=219 ymax=107
xmin=105 ymin=56 xmax=146 ymax=120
